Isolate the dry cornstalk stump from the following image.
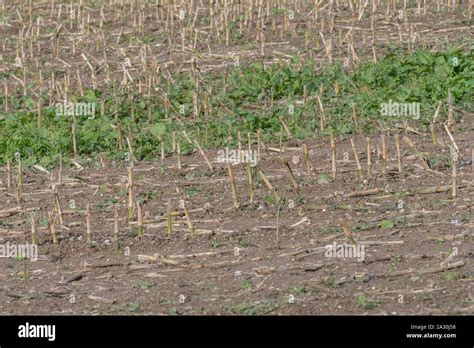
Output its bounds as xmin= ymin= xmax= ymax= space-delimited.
xmin=113 ymin=204 xmax=119 ymax=242
xmin=258 ymin=169 xmax=280 ymax=202
xmin=350 ymin=138 xmax=364 ymax=178
xmin=395 ymin=135 xmax=403 ymax=173
xmin=127 ymin=166 xmax=134 ymax=221
xmin=30 ymin=212 xmax=37 ymax=245
xmin=49 ymin=211 xmax=58 ymax=244
xmin=167 ymin=199 xmax=173 ymax=240
xmin=86 ymin=203 xmax=92 ymax=245
xmin=330 ymin=134 xmax=336 ymax=179
xmin=247 ymin=162 xmax=254 ymax=205
xmin=227 ymin=163 xmax=239 ymax=209
xmin=366 ymin=137 xmax=372 ymax=177
xmin=302 ymin=144 xmax=314 ymax=177
xmin=282 ymin=157 xmax=299 ymax=193
xmin=136 ymin=202 xmax=143 ymax=240
xmin=181 ymin=199 xmax=195 ymax=235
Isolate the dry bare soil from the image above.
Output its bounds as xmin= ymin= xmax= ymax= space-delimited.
xmin=1 ymin=126 xmax=473 ymax=315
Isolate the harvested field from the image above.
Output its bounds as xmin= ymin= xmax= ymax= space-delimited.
xmin=0 ymin=0 xmax=473 ymax=316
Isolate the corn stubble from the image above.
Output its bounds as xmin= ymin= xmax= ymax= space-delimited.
xmin=0 ymin=0 xmax=471 ymax=317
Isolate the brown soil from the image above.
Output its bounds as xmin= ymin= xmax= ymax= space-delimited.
xmin=1 ymin=126 xmax=473 ymax=315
